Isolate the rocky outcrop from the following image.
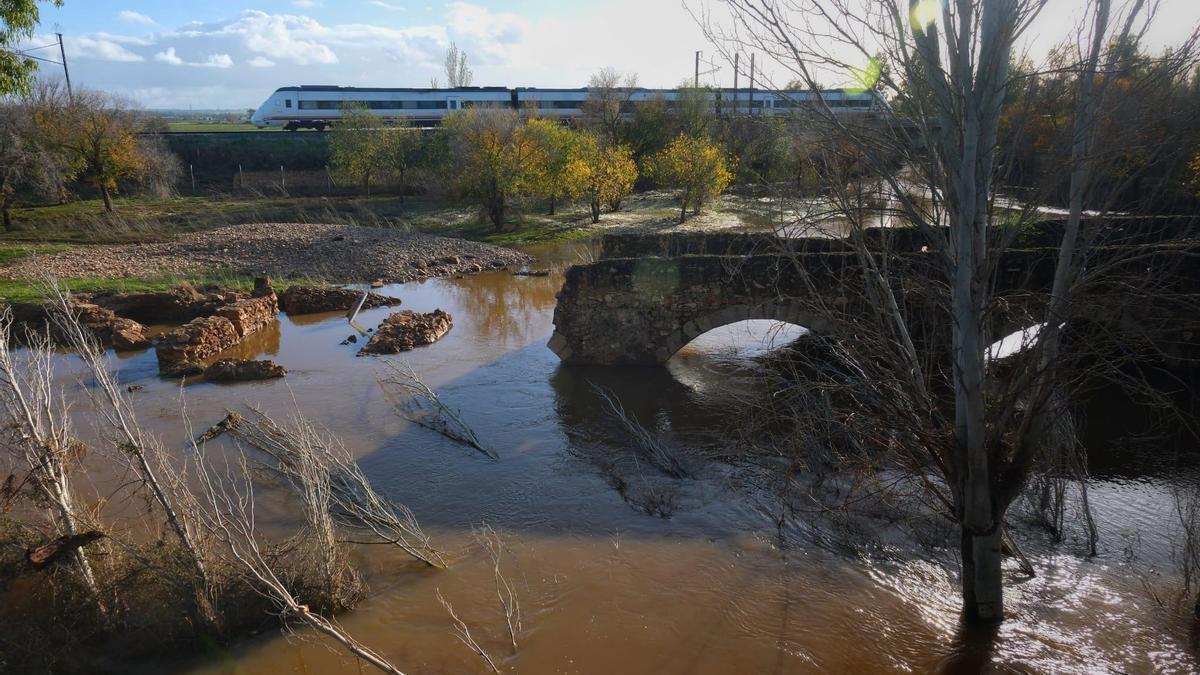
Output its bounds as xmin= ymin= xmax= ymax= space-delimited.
xmin=278 ymin=286 xmax=401 ymax=315
xmin=203 ymin=358 xmax=287 ymax=381
xmin=155 ymin=316 xmax=241 ymax=376
xmin=6 ymin=301 xmax=150 ymax=351
xmin=215 ymin=295 xmax=279 ymax=338
xmin=73 ymin=303 xmax=151 ymax=350
xmin=358 ymin=310 xmax=453 ymax=355
xmin=93 ymin=283 xmax=247 ymax=324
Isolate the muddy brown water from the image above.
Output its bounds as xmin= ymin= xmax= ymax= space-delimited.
xmin=26 ymin=241 xmax=1200 ymax=673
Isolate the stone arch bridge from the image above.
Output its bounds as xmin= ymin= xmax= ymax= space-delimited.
xmin=548 ymin=227 xmax=1199 ymax=366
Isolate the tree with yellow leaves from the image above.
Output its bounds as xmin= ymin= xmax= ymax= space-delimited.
xmin=523 ymin=118 xmax=578 ymax=215
xmin=329 ymin=105 xmax=417 ymax=198
xmin=565 ymin=132 xmax=637 ymax=223
xmin=37 ymin=88 xmax=168 ymax=213
xmin=645 ymin=133 xmax=733 ymax=223
xmin=442 ymin=109 xmax=542 ymax=231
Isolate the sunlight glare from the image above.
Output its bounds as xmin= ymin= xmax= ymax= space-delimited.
xmin=909 ymin=0 xmax=942 ymax=31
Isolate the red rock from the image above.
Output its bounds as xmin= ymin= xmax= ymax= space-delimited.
xmin=155 ymin=316 xmax=240 ymax=376
xmin=358 ymin=309 xmax=453 ymax=355
xmin=214 ymin=294 xmax=279 ymax=338
xmin=278 ymin=286 xmax=401 ymax=315
xmin=204 ymin=359 xmax=286 ymax=381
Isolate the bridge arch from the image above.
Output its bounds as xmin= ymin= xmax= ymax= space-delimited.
xmin=655 ymin=301 xmax=830 ymax=363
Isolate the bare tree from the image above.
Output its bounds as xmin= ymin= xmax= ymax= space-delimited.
xmin=444 ymin=42 xmax=473 ymax=88
xmin=581 ymin=67 xmax=639 ymax=145
xmin=0 ymin=82 xmax=72 ymax=230
xmin=0 ymin=310 xmax=105 ymax=609
xmin=701 ymin=0 xmax=1199 ymax=623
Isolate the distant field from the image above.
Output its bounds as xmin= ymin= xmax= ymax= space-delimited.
xmin=164 ymin=122 xmax=276 ymax=133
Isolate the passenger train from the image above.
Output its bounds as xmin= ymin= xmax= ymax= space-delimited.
xmin=249 ymin=85 xmax=883 ymax=130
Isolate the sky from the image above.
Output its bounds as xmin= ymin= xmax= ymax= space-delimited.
xmin=17 ymin=0 xmax=1200 ymax=111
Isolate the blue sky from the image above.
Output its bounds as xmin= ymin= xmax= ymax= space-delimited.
xmin=20 ymin=1 xmax=1200 ymax=110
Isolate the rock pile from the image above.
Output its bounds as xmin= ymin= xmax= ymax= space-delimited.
xmin=203 ymin=359 xmax=287 ymax=381
xmin=278 ymin=286 xmax=401 ymax=315
xmin=155 ymin=284 xmax=280 ymax=376
xmin=358 ymin=310 xmax=453 ymax=355
xmin=6 ymin=301 xmax=150 ymax=351
xmin=93 ymin=283 xmax=247 ymax=324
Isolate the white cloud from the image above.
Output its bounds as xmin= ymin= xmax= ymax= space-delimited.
xmin=117 ymin=10 xmax=155 ymax=26
xmin=155 ymin=46 xmax=233 ymax=68
xmin=73 ymin=36 xmax=145 ymax=62
xmin=292 ymin=0 xmax=319 ymax=7
xmin=248 ymin=56 xmax=276 ymax=67
xmin=368 ymin=0 xmax=406 ymax=10
xmin=154 ymin=47 xmax=183 ymax=65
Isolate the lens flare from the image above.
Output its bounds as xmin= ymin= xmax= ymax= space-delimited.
xmin=847 ymin=56 xmax=883 ymax=93
xmin=909 ymin=0 xmax=942 ymax=31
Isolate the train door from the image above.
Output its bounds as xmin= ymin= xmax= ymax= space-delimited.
xmin=446 ymin=96 xmax=462 ymax=111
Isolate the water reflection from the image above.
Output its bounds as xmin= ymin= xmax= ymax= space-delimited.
xmin=13 ymin=239 xmax=1200 ymax=673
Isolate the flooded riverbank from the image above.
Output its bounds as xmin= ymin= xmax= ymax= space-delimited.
xmin=14 ymin=240 xmax=1200 ymax=674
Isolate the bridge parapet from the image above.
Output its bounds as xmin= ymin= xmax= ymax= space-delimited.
xmin=552 ymin=232 xmax=1200 ymax=366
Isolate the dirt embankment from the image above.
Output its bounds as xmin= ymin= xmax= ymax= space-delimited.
xmin=0 ymin=223 xmax=532 ymax=283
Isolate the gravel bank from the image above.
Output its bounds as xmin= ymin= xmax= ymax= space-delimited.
xmin=0 ymin=223 xmax=532 ymax=283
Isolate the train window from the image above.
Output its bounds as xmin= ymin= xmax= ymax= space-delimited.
xmin=285 ymin=99 xmax=292 ymax=108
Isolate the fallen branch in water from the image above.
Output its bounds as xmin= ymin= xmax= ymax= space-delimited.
xmin=592 ymin=384 xmax=691 ymax=479
xmin=379 ymin=360 xmax=496 ymax=460
xmin=476 ymin=523 xmax=521 ymax=652
xmin=229 ymin=406 xmax=448 ymax=569
xmin=436 ymin=588 xmax=500 ymax=674
xmin=186 ymin=440 xmax=408 ymax=675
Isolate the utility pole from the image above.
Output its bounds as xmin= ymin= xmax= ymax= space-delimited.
xmin=56 ymin=33 xmax=72 ymax=100
xmin=733 ymin=53 xmax=739 ymax=115
xmin=749 ymin=53 xmax=756 ymax=116
xmin=694 ymin=51 xmax=700 ymax=88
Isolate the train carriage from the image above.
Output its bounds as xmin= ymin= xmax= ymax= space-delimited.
xmin=249 ymin=85 xmax=882 ymax=129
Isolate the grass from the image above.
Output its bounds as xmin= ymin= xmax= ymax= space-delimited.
xmin=0 ymin=274 xmax=265 ymax=304
xmin=165 ymin=122 xmax=277 ymax=133
xmin=0 ymin=190 xmax=761 ymax=303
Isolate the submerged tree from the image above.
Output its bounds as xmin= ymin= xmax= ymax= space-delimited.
xmin=645 ymin=133 xmax=733 ymax=223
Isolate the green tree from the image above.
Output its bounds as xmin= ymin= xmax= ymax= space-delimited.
xmin=442 ymin=109 xmax=542 ymax=231
xmin=565 ymin=132 xmax=637 ymax=223
xmin=1 ymin=1 xmax=62 ymax=95
xmin=329 ymin=105 xmax=414 ymax=197
xmin=646 ymin=133 xmax=734 ymax=223
xmin=523 ymin=118 xmax=578 ymax=214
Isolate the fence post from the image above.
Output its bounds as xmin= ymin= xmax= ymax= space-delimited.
xmin=238 ymin=164 xmax=243 ymax=190
xmin=326 ymin=164 xmax=332 ymax=195
xmin=190 ymin=164 xmax=195 ymax=193
xmin=280 ymin=165 xmax=285 ymax=190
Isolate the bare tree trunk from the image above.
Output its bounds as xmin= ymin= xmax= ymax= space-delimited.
xmin=548 ymin=195 xmax=556 ymax=215
xmin=100 ymin=184 xmax=113 ymax=212
xmin=591 ymin=198 xmax=601 ymax=223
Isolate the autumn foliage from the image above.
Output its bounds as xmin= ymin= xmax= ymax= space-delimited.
xmin=645 ymin=133 xmax=734 ymax=223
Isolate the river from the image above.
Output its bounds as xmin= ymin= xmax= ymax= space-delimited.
xmin=36 ymin=240 xmax=1200 ymax=673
